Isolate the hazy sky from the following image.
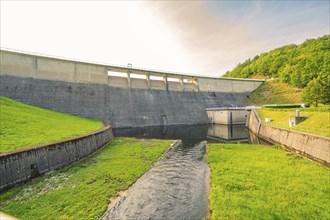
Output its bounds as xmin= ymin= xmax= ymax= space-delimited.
xmin=1 ymin=1 xmax=329 ymax=77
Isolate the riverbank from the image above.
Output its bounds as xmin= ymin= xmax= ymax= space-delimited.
xmin=0 ymin=96 xmax=103 ymax=153
xmin=207 ymin=143 xmax=330 ymax=219
xmin=257 ymin=106 xmax=330 ymax=138
xmin=0 ymin=138 xmax=174 ymax=219
xmin=102 ymin=140 xmax=209 ymax=220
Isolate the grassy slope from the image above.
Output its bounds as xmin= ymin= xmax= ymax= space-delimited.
xmin=248 ymin=79 xmax=303 ymax=105
xmin=207 ymin=143 xmax=330 ymax=220
xmin=0 ymin=138 xmax=174 ymax=220
xmin=0 ymin=96 xmax=103 ymax=153
xmin=258 ymin=107 xmax=330 ymax=137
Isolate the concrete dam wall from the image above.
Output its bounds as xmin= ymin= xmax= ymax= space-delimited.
xmin=0 ymin=49 xmax=264 ymax=128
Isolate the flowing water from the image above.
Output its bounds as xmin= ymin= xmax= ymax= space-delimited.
xmin=101 ymin=124 xmax=269 ymax=219
xmin=102 ymin=140 xmax=209 ymax=220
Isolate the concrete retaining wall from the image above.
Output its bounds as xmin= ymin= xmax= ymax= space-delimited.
xmin=247 ymin=109 xmax=330 ymax=166
xmin=0 ymin=126 xmax=113 ymax=191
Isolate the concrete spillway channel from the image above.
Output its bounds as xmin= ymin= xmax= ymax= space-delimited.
xmin=99 ymin=140 xmax=210 ymax=220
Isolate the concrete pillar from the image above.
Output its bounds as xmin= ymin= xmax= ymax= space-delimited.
xmin=32 ymin=56 xmax=38 ymax=78
xmin=195 ymin=78 xmax=200 ymax=92
xmin=104 ymin=67 xmax=109 ymax=85
xmin=146 ymin=73 xmax=151 ymax=89
xmin=179 ymin=77 xmax=184 ymax=91
xmin=164 ymin=74 xmax=168 ymax=91
xmin=73 ymin=63 xmax=77 ymax=83
xmin=127 ymin=72 xmax=131 ymax=89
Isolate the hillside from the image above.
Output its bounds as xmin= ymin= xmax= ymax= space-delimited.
xmin=0 ymin=96 xmax=103 ymax=153
xmin=247 ymin=79 xmax=302 ymax=105
xmin=224 ymin=35 xmax=329 ymax=87
xmin=257 ymin=106 xmax=330 ymax=138
xmin=224 ymin=35 xmax=329 ymax=105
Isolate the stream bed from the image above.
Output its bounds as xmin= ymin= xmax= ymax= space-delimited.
xmin=101 ymin=124 xmax=269 ymax=219
xmin=102 ymin=140 xmax=209 ymax=219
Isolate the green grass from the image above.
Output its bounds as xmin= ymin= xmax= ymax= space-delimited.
xmin=258 ymin=107 xmax=330 ymax=137
xmin=0 ymin=96 xmax=103 ymax=153
xmin=0 ymin=137 xmax=174 ymax=220
xmin=248 ymin=79 xmax=303 ymax=105
xmin=207 ymin=143 xmax=330 ymax=220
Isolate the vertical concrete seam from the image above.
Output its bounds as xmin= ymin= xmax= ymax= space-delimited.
xmin=127 ymin=71 xmax=131 ymax=89
xmin=32 ymin=56 xmax=37 ymax=78
xmin=74 ymin=62 xmax=77 ymax=83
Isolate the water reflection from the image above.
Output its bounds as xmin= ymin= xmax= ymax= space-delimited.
xmin=113 ymin=124 xmax=260 ymax=144
xmin=113 ymin=124 xmax=209 ymax=141
xmin=207 ymin=124 xmax=248 ymax=143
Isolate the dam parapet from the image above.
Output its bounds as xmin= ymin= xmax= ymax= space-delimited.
xmin=0 ymin=49 xmax=263 ymax=93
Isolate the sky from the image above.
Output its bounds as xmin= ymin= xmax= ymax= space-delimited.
xmin=1 ymin=1 xmax=329 ymax=77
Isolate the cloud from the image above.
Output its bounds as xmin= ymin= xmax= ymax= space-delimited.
xmin=143 ymin=1 xmax=265 ymax=75
xmin=143 ymin=1 xmax=329 ymax=76
xmin=1 ymin=1 xmax=328 ymax=77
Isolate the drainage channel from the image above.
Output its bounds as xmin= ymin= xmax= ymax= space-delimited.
xmin=101 ymin=124 xmax=267 ymax=219
xmin=101 ymin=139 xmax=209 ymax=219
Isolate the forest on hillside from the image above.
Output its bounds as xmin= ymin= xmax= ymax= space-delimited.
xmin=224 ymin=35 xmax=330 ymax=105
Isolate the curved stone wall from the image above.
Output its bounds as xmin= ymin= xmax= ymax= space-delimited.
xmin=247 ymin=109 xmax=330 ymax=166
xmin=0 ymin=126 xmax=113 ymax=192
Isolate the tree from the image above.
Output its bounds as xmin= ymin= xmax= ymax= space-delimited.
xmin=223 ymin=35 xmax=329 ymax=87
xmin=302 ymin=77 xmax=329 ymax=107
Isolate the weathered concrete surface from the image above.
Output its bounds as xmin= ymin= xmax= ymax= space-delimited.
xmin=247 ymin=109 xmax=330 ymax=166
xmin=0 ymin=126 xmax=113 ymax=192
xmin=1 ymin=75 xmax=250 ymax=128
xmin=0 ymin=49 xmax=264 ymax=128
xmin=206 ymin=107 xmax=248 ymax=125
xmin=0 ymin=49 xmax=264 ymax=93
xmin=101 ymin=141 xmax=210 ymax=220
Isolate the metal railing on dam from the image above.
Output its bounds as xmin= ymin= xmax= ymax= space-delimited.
xmin=0 ymin=48 xmax=264 ymax=93
xmin=0 ymin=49 xmax=264 ymax=128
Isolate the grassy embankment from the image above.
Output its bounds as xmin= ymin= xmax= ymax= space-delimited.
xmin=0 ymin=96 xmax=103 ymax=153
xmin=207 ymin=143 xmax=330 ymax=220
xmin=0 ymin=137 xmax=174 ymax=219
xmin=248 ymin=79 xmax=303 ymax=105
xmin=257 ymin=106 xmax=330 ymax=138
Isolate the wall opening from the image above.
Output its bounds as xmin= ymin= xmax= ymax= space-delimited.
xmin=167 ymin=77 xmax=180 ymax=82
xmin=30 ymin=163 xmax=40 ymax=178
xmin=130 ymin=73 xmax=146 ymax=79
xmin=108 ymin=71 xmax=127 ymax=78
xmin=150 ymin=75 xmax=164 ymax=81
xmin=183 ymin=78 xmax=195 ymax=84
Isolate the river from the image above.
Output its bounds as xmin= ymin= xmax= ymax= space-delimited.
xmin=100 ymin=124 xmax=269 ymax=219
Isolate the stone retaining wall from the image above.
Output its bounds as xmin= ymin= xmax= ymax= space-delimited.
xmin=247 ymin=109 xmax=330 ymax=166
xmin=0 ymin=126 xmax=114 ymax=191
